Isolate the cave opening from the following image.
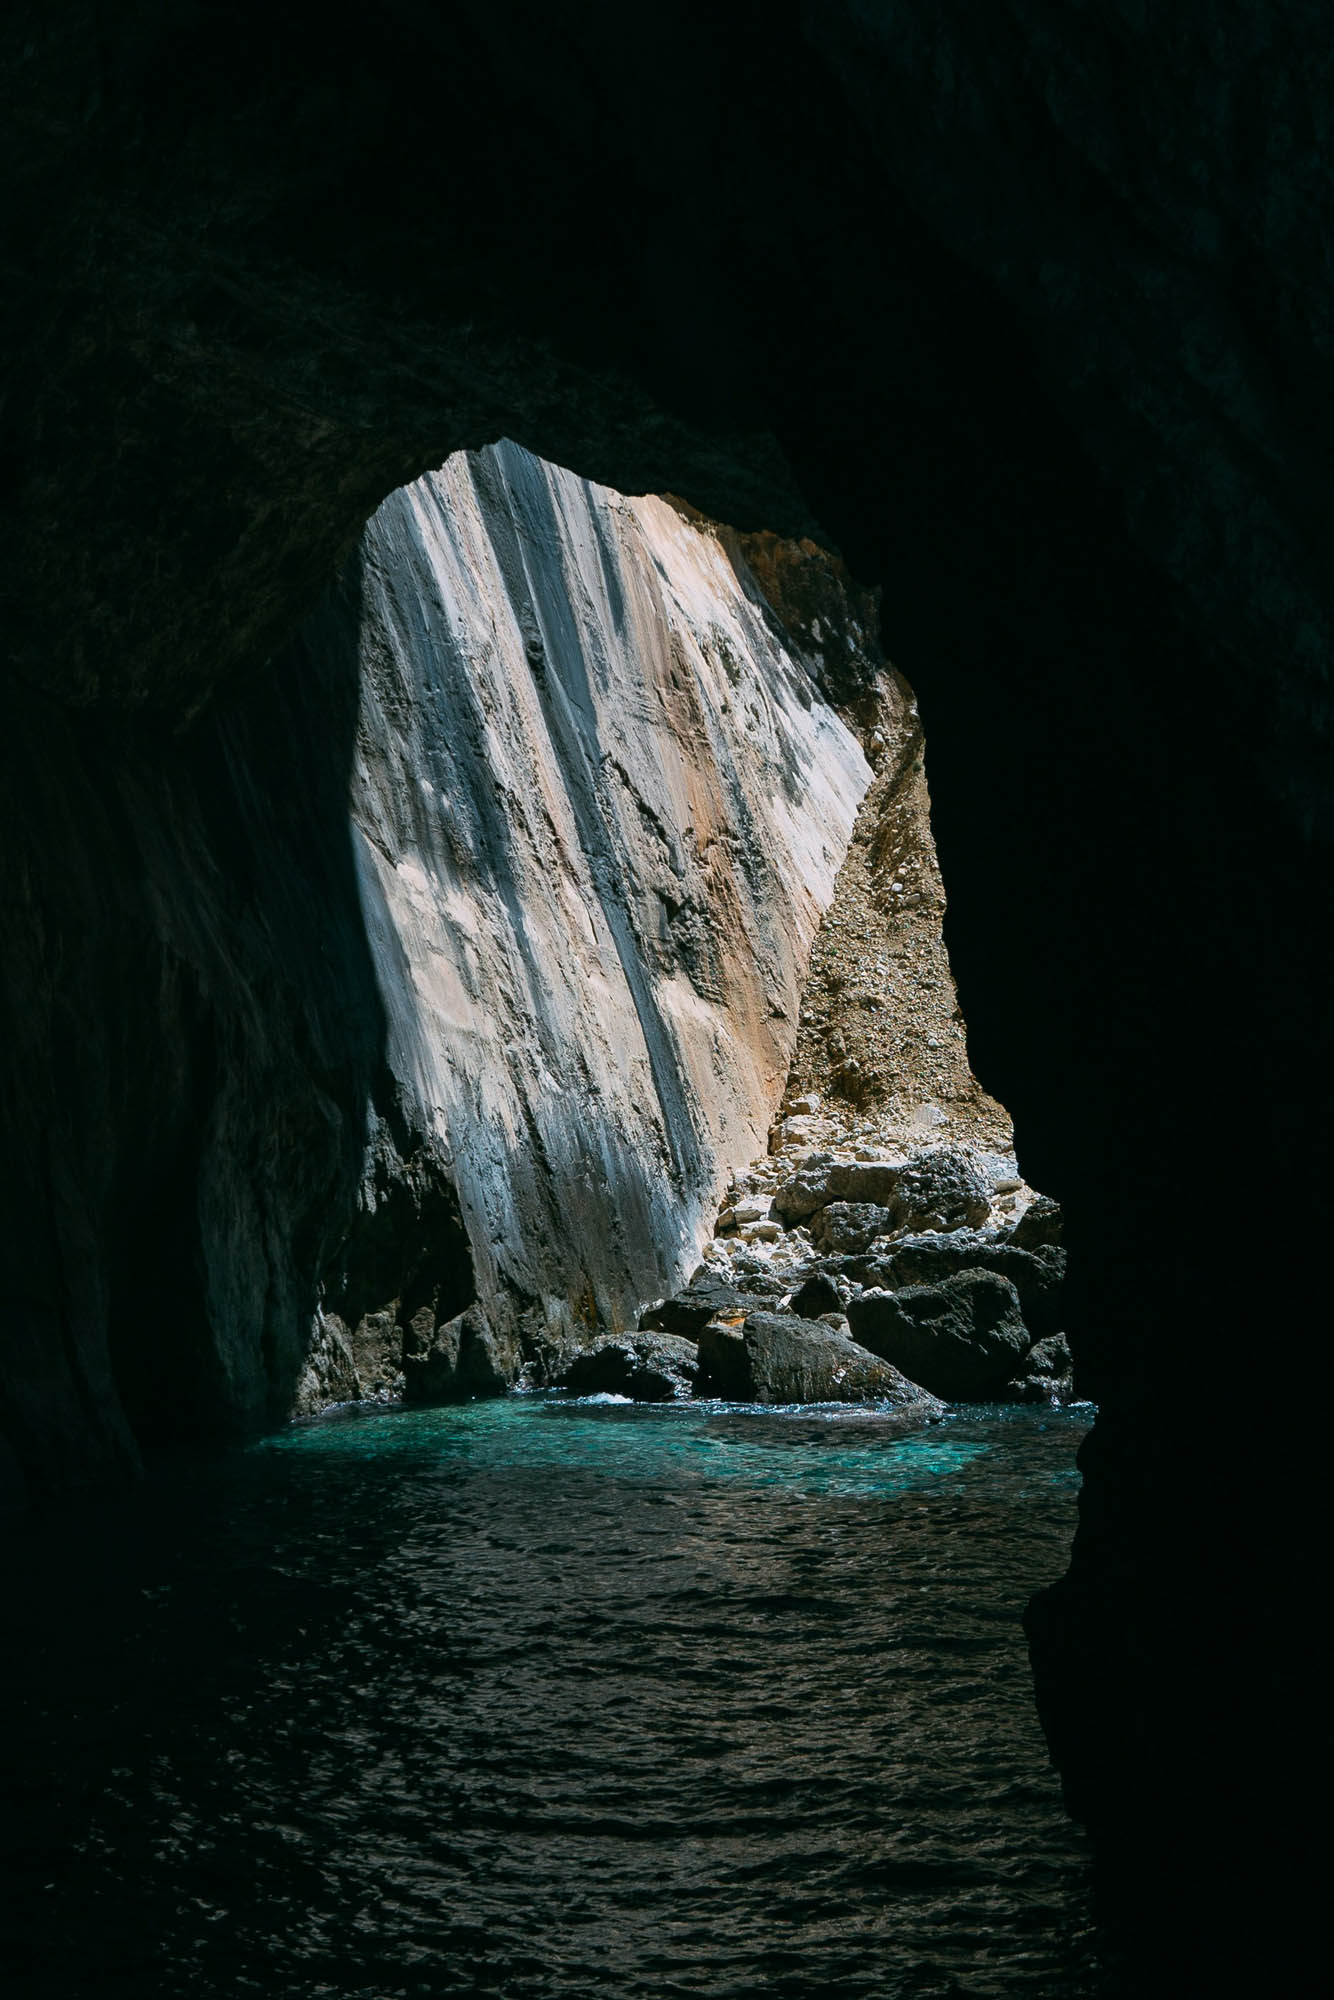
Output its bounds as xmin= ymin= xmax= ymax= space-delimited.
xmin=0 ymin=439 xmax=1094 ymax=1996
xmin=248 ymin=437 xmax=1073 ymax=1427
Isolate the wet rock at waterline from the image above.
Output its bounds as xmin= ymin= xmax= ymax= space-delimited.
xmin=560 ymin=1332 xmax=700 ymax=1402
xmin=1005 ymin=1334 xmax=1075 ymax=1405
xmin=847 ymin=1271 xmax=1033 ymax=1402
xmin=696 ymin=1311 xmax=942 ymax=1411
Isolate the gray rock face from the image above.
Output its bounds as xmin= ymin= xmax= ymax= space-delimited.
xmin=847 ymin=1271 xmax=1032 ymax=1401
xmin=696 ymin=1311 xmax=941 ymax=1410
xmin=560 ymin=1332 xmax=700 ymax=1402
xmin=771 ymin=1146 xmax=989 ymax=1235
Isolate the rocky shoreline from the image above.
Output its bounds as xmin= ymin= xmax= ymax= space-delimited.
xmin=528 ymin=1095 xmax=1071 ymax=1417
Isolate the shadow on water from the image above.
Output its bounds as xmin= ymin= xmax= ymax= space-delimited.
xmin=0 ymin=1398 xmax=1101 ymax=1999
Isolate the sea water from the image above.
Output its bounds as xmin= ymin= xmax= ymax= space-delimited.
xmin=0 ymin=1397 xmax=1098 ymax=1996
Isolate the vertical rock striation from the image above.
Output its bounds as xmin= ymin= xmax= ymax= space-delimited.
xmin=312 ymin=442 xmax=873 ymax=1394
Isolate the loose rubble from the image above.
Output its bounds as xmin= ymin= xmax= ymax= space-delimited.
xmin=531 ymin=1149 xmax=1071 ymax=1424
xmin=547 ymin=1096 xmax=1070 ymax=1412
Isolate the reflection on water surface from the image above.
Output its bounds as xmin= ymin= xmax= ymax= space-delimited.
xmin=1 ymin=1396 xmax=1097 ymax=1997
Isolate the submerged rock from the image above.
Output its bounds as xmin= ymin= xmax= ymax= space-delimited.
xmin=561 ymin=1332 xmax=700 ymax=1402
xmin=696 ymin=1310 xmax=941 ymax=1410
xmin=847 ymin=1270 xmax=1031 ymax=1401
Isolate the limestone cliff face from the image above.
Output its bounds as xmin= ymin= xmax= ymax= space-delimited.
xmin=304 ymin=443 xmax=870 ymax=1395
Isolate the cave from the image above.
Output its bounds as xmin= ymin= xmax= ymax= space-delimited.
xmin=2 ymin=5 xmax=1330 ymax=1992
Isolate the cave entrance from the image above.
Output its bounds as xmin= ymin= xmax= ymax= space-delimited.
xmin=302 ymin=439 xmax=1067 ymax=1417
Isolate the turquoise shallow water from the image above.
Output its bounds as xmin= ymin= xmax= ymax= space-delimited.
xmin=1 ymin=1396 xmax=1097 ymax=1997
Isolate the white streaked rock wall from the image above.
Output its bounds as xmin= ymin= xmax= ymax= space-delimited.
xmin=348 ymin=439 xmax=871 ymax=1347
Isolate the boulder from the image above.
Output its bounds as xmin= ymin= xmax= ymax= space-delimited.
xmin=891 ymin=1148 xmax=992 ymax=1231
xmin=810 ymin=1200 xmax=897 ymax=1254
xmin=772 ymin=1147 xmax=989 ymax=1233
xmin=640 ymin=1276 xmax=784 ymax=1337
xmin=867 ymin=1232 xmax=1066 ymax=1339
xmin=1009 ymin=1195 xmax=1064 ymax=1249
xmin=1025 ymin=1332 xmax=1073 ymax=1378
xmin=771 ymin=1156 xmax=904 ymax=1224
xmin=1005 ymin=1333 xmax=1075 ymax=1402
xmin=402 ymin=1303 xmax=520 ymax=1403
xmin=847 ymin=1270 xmax=1031 ymax=1400
xmin=1006 ymin=1372 xmax=1075 ymax=1403
xmin=561 ymin=1332 xmax=700 ymax=1401
xmin=789 ymin=1270 xmax=843 ymax=1319
xmin=696 ymin=1310 xmax=942 ymax=1411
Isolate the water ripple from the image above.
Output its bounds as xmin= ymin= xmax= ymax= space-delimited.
xmin=0 ymin=1400 xmax=1099 ymax=1996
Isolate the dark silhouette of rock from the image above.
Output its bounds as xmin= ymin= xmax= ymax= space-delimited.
xmin=1009 ymin=1197 xmax=1063 ymax=1250
xmin=848 ymin=1271 xmax=1031 ymax=1401
xmin=401 ymin=1305 xmax=519 ymax=1404
xmin=561 ymin=1332 xmax=699 ymax=1401
xmin=1026 ymin=1333 xmax=1072 ymax=1379
xmin=1004 ymin=1333 xmax=1075 ymax=1404
xmin=696 ymin=1310 xmax=941 ymax=1410
xmin=865 ymin=1233 xmax=1065 ymax=1340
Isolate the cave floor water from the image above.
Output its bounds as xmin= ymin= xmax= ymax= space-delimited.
xmin=0 ymin=1397 xmax=1100 ymax=1998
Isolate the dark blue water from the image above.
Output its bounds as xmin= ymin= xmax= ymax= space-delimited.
xmin=1 ymin=1397 xmax=1098 ymax=1997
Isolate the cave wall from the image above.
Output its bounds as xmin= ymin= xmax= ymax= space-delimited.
xmin=0 ymin=572 xmax=384 ymax=1496
xmin=4 ymin=2 xmax=1331 ymax=1979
